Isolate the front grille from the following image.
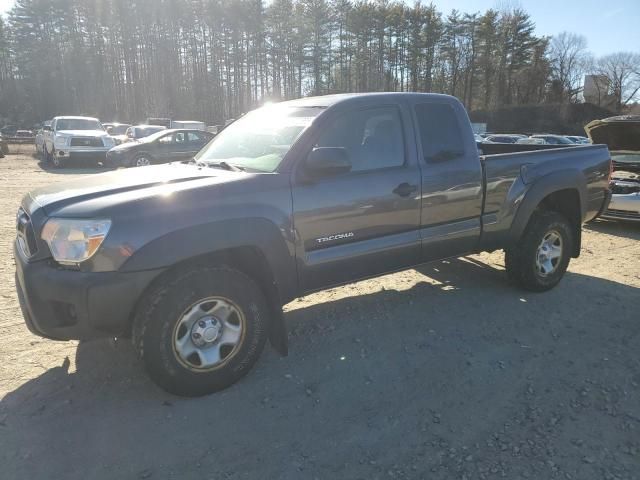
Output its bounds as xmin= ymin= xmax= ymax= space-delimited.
xmin=70 ymin=137 xmax=103 ymax=147
xmin=16 ymin=208 xmax=38 ymax=257
xmin=604 ymin=208 xmax=640 ymax=220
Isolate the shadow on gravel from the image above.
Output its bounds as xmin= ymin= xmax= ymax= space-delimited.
xmin=585 ymin=219 xmax=640 ymax=240
xmin=36 ymin=159 xmax=114 ymax=175
xmin=2 ymin=258 xmax=639 ymax=479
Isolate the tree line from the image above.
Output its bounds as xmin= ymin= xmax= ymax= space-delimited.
xmin=0 ymin=0 xmax=638 ymax=126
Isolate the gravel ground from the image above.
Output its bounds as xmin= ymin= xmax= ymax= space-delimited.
xmin=0 ymin=150 xmax=639 ymax=480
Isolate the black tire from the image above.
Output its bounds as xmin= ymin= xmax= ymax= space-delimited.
xmin=132 ymin=266 xmax=269 ymax=396
xmin=505 ymin=211 xmax=574 ymax=292
xmin=50 ymin=152 xmax=63 ymax=168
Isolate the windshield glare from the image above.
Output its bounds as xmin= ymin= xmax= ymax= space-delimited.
xmin=194 ymin=105 xmax=324 ymax=172
xmin=57 ymin=119 xmax=103 ymax=131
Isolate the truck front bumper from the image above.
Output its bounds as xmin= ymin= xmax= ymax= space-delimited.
xmin=14 ymin=242 xmax=163 ymax=341
xmin=600 ymin=193 xmax=640 ymax=222
xmin=54 ymin=148 xmax=110 ymax=163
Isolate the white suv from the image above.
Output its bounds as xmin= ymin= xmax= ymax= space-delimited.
xmin=43 ymin=116 xmax=115 ymax=167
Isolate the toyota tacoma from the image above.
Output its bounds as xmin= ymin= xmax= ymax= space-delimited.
xmin=15 ymin=93 xmax=612 ymax=396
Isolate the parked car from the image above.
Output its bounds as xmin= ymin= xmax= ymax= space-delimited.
xmin=585 ymin=115 xmax=640 ymax=221
xmin=15 ymin=93 xmax=612 ymax=396
xmin=1 ymin=125 xmax=18 ymax=137
xmin=42 ymin=116 xmax=115 ymax=167
xmin=103 ymin=123 xmax=132 ymax=145
xmin=117 ymin=125 xmax=167 ymax=144
xmin=566 ymin=135 xmax=590 ymax=144
xmin=171 ymin=120 xmax=207 ymax=131
xmin=15 ymin=130 xmax=34 ymax=138
xmin=106 ymin=129 xmax=214 ymax=167
xmin=530 ymin=134 xmax=574 ymax=145
xmin=103 ymin=123 xmax=130 ymax=134
xmin=35 ymin=130 xmax=45 ymax=155
xmin=516 ymin=137 xmax=545 ymax=145
xmin=35 ymin=121 xmax=50 ymax=156
xmin=483 ymin=134 xmax=527 ymax=144
xmin=146 ymin=117 xmax=172 ymax=128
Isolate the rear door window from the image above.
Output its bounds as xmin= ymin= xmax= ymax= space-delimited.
xmin=414 ymin=103 xmax=465 ymax=162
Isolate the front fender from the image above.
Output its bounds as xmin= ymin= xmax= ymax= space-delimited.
xmin=121 ymin=217 xmax=297 ymax=304
xmin=121 ymin=217 xmax=296 ymax=356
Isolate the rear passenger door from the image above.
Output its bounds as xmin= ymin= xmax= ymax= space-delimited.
xmin=413 ymin=101 xmax=484 ymax=260
xmin=186 ymin=131 xmax=210 ymax=156
xmin=155 ymin=132 xmax=176 ymax=163
xmin=292 ymin=105 xmax=422 ymax=292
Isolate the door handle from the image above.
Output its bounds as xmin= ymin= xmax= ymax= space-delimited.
xmin=393 ymin=183 xmax=418 ymax=197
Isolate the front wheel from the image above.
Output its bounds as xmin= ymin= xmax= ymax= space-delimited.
xmin=505 ymin=211 xmax=574 ymax=292
xmin=132 ymin=266 xmax=269 ymax=396
xmin=50 ymin=153 xmax=63 ymax=168
xmin=132 ymin=154 xmax=152 ymax=167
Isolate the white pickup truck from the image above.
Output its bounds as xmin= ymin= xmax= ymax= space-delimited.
xmin=43 ymin=116 xmax=115 ymax=168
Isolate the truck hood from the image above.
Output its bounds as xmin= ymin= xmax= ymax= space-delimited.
xmin=56 ymin=129 xmax=109 ymax=137
xmin=27 ymin=163 xmax=237 ymax=216
xmin=584 ymin=115 xmax=640 ymax=152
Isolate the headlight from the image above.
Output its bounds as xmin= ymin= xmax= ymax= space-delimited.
xmin=41 ymin=218 xmax=111 ymax=265
xmin=103 ymin=136 xmax=115 ymax=147
xmin=54 ymin=136 xmax=70 ymax=148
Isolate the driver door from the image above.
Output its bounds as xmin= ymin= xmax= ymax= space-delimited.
xmin=292 ymin=105 xmax=422 ymax=293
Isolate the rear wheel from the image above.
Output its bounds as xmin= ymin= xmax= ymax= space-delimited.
xmin=505 ymin=211 xmax=573 ymax=292
xmin=132 ymin=266 xmax=269 ymax=396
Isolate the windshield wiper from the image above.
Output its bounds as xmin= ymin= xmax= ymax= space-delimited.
xmin=198 ymin=161 xmax=244 ymax=172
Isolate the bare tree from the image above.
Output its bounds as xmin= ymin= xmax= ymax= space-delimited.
xmin=1 ymin=0 xmax=578 ymax=125
xmin=548 ymin=32 xmax=591 ymax=102
xmin=596 ymin=52 xmax=640 ymax=111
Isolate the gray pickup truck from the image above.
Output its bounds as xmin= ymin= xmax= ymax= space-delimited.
xmin=15 ymin=93 xmax=611 ymax=396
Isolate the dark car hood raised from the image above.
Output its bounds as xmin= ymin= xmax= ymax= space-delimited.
xmin=585 ymin=115 xmax=640 ymax=152
xmin=27 ymin=163 xmax=238 ymax=216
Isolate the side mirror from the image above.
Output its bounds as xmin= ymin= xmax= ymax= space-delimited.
xmin=305 ymin=147 xmax=351 ymax=177
xmin=42 ymin=125 xmax=52 ymax=131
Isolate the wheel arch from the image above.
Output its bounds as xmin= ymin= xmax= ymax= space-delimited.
xmin=510 ymin=171 xmax=587 ymax=258
xmin=122 ymin=219 xmax=296 ymax=355
xmin=133 ymin=150 xmax=155 ymax=163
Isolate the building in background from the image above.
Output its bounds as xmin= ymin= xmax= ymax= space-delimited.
xmin=584 ymin=75 xmax=617 ymax=110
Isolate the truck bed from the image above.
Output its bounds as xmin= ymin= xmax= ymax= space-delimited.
xmin=479 ymin=144 xmax=611 ymax=250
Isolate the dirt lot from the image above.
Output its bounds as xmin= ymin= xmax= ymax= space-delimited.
xmin=0 ymin=150 xmax=639 ymax=480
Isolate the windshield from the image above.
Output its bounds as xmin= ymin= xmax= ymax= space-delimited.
xmin=194 ymin=105 xmax=324 ymax=172
xmin=110 ymin=125 xmax=130 ymax=135
xmin=612 ymin=153 xmax=640 ymax=164
xmin=56 ymin=119 xmax=103 ymax=131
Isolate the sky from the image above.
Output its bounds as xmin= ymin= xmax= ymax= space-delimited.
xmin=0 ymin=0 xmax=638 ymax=57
